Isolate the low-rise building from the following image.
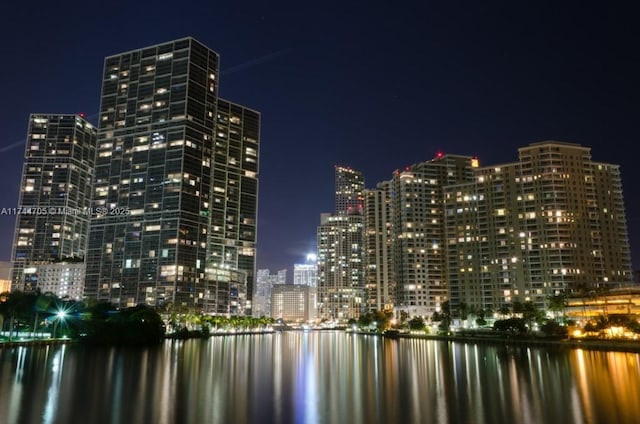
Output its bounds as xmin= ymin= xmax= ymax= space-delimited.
xmin=0 ymin=261 xmax=11 ymax=293
xmin=271 ymin=284 xmax=317 ymax=323
xmin=23 ymin=262 xmax=85 ymax=300
xmin=564 ymin=287 xmax=640 ymax=321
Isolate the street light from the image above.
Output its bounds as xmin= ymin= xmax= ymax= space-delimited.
xmin=52 ymin=310 xmax=67 ymax=339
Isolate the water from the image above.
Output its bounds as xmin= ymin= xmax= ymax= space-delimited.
xmin=1 ymin=331 xmax=639 ymax=424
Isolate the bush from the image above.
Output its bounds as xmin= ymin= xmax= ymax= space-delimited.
xmin=540 ymin=320 xmax=568 ymax=338
xmin=408 ymin=316 xmax=425 ymax=331
xmin=493 ymin=318 xmax=527 ymax=335
xmin=69 ymin=304 xmax=165 ymax=345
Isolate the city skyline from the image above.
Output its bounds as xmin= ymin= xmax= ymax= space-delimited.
xmin=1 ymin=2 xmax=639 ymax=276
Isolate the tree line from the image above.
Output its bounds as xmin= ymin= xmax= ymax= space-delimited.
xmin=0 ymin=291 xmax=164 ymax=344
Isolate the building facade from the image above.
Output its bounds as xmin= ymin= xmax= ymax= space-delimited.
xmin=11 ymin=114 xmax=97 ymax=292
xmin=363 ymin=182 xmax=395 ymax=312
xmin=444 ymin=141 xmax=633 ymax=318
xmin=564 ymin=287 xmax=640 ymax=321
xmin=253 ymin=269 xmax=286 ymax=317
xmin=0 ymin=262 xmax=11 ymax=293
xmin=271 ymin=284 xmax=317 ymax=323
xmin=389 ymin=154 xmax=477 ymax=318
xmin=335 ymin=165 xmax=364 ymax=215
xmin=317 ymin=165 xmax=365 ymax=321
xmin=293 ymin=256 xmax=317 ymax=287
xmin=85 ymin=38 xmax=259 ymax=313
xmin=22 ymin=262 xmax=85 ymax=300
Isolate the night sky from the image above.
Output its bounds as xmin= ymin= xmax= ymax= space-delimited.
xmin=1 ymin=2 xmax=638 ymax=278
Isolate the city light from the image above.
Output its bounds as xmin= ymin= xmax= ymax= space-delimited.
xmin=52 ymin=307 xmax=70 ymax=339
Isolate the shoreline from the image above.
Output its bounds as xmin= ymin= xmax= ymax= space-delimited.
xmin=0 ymin=338 xmax=73 ymax=348
xmin=388 ymin=332 xmax=640 ymax=354
xmin=2 ymin=331 xmax=639 ymax=354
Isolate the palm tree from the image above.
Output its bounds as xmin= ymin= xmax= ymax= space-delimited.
xmin=459 ymin=301 xmax=469 ymax=321
xmin=522 ymin=301 xmax=543 ymax=331
xmin=499 ymin=304 xmax=511 ymax=319
xmin=33 ymin=291 xmax=56 ymax=337
xmin=512 ymin=300 xmax=525 ymax=317
xmin=475 ymin=309 xmax=488 ymax=327
xmin=0 ymin=291 xmax=29 ymax=340
xmin=596 ymin=286 xmax=610 ymax=318
xmin=438 ymin=301 xmax=452 ymax=332
xmin=547 ymin=293 xmax=566 ymax=322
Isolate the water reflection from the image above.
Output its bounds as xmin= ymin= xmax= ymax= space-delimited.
xmin=573 ymin=349 xmax=640 ymax=424
xmin=1 ymin=333 xmax=640 ymax=423
xmin=43 ymin=345 xmax=65 ymax=424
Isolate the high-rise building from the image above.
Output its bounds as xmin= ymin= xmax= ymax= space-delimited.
xmin=293 ymin=264 xmax=317 ymax=287
xmin=85 ymin=38 xmax=259 ymax=314
xmin=253 ymin=269 xmax=272 ymax=317
xmin=317 ymin=166 xmax=365 ymax=321
xmin=293 ymin=254 xmax=317 ymax=287
xmin=253 ymin=268 xmax=286 ymax=317
xmin=272 ymin=269 xmax=287 ymax=286
xmin=335 ymin=165 xmax=364 ymax=215
xmin=10 ymin=114 xmax=97 ymax=292
xmin=363 ymin=181 xmax=395 ymax=312
xmin=389 ymin=154 xmax=477 ymax=317
xmin=444 ymin=141 xmax=632 ymax=318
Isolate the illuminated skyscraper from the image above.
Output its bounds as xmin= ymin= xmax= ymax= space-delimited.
xmin=389 ymin=154 xmax=476 ymax=317
xmin=10 ymin=114 xmax=97 ymax=292
xmin=363 ymin=181 xmax=395 ymax=312
xmin=294 ymin=254 xmax=317 ymax=287
xmin=85 ymin=38 xmax=259 ymax=314
xmin=335 ymin=165 xmax=364 ymax=215
xmin=317 ymin=166 xmax=365 ymax=320
xmin=253 ymin=268 xmax=286 ymax=317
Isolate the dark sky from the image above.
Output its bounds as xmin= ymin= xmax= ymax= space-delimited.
xmin=0 ymin=1 xmax=638 ymax=276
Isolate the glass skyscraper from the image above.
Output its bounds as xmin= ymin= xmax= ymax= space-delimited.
xmin=11 ymin=114 xmax=97 ymax=292
xmin=85 ymin=37 xmax=259 ymax=314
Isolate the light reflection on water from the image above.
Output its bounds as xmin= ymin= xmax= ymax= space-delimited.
xmin=1 ymin=332 xmax=640 ymax=423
